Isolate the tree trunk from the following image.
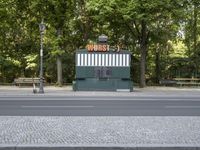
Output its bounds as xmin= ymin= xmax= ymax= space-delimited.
xmin=139 ymin=21 xmax=148 ymax=88
xmin=193 ymin=3 xmax=198 ymax=70
xmin=57 ymin=56 xmax=62 ymax=86
xmin=155 ymin=44 xmax=160 ymax=83
xmin=56 ymin=28 xmax=63 ymax=86
xmin=193 ymin=3 xmax=197 ymax=53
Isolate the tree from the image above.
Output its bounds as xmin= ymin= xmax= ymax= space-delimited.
xmin=29 ymin=0 xmax=77 ymax=86
xmin=0 ymin=0 xmax=199 ymax=85
xmin=87 ymin=0 xmax=186 ymax=87
xmin=184 ymin=0 xmax=200 ymax=72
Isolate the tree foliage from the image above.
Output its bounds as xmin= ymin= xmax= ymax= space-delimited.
xmin=0 ymin=0 xmax=200 ymax=86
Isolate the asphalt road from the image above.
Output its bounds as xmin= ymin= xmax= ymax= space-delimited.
xmin=0 ymin=96 xmax=200 ymax=116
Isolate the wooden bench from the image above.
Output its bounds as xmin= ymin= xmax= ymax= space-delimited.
xmin=173 ymin=78 xmax=200 ymax=87
xmin=14 ymin=78 xmax=44 ymax=87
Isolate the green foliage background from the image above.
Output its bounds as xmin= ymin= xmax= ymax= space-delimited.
xmin=0 ymin=0 xmax=200 ymax=85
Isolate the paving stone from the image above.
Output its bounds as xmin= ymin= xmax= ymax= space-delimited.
xmin=0 ymin=117 xmax=200 ymax=146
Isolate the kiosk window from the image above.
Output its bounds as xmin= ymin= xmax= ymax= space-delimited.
xmin=94 ymin=67 xmax=112 ymax=78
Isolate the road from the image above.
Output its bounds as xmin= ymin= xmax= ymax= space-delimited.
xmin=0 ymin=95 xmax=200 ymax=116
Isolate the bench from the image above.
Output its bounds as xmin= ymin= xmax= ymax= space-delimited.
xmin=173 ymin=78 xmax=200 ymax=87
xmin=159 ymin=79 xmax=176 ymax=86
xmin=14 ymin=78 xmax=44 ymax=87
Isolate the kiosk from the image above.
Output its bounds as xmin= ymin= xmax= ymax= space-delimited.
xmin=73 ymin=36 xmax=133 ymax=91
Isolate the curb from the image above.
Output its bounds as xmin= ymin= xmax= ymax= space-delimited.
xmin=0 ymin=147 xmax=200 ymax=150
xmin=1 ymin=145 xmax=200 ymax=150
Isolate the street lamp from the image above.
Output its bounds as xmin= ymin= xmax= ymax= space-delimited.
xmin=39 ymin=19 xmax=45 ymax=93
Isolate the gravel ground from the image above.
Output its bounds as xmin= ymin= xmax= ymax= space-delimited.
xmin=0 ymin=116 xmax=200 ymax=146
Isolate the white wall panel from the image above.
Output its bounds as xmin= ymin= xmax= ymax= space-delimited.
xmin=98 ymin=54 xmax=101 ymax=66
xmin=102 ymin=54 xmax=105 ymax=66
xmin=91 ymin=54 xmax=94 ymax=66
xmin=105 ymin=54 xmax=108 ymax=66
xmin=115 ymin=54 xmax=118 ymax=66
xmin=77 ymin=54 xmax=80 ymax=66
xmin=123 ymin=54 xmax=126 ymax=66
xmin=84 ymin=54 xmax=87 ymax=66
xmin=95 ymin=54 xmax=98 ymax=66
xmin=112 ymin=54 xmax=115 ymax=66
xmin=119 ymin=54 xmax=122 ymax=66
xmin=126 ymin=54 xmax=129 ymax=66
xmin=88 ymin=54 xmax=91 ymax=66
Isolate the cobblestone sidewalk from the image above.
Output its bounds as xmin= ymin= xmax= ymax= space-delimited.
xmin=0 ymin=116 xmax=200 ymax=147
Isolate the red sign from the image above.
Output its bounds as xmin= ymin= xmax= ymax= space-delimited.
xmin=86 ymin=44 xmax=110 ymax=52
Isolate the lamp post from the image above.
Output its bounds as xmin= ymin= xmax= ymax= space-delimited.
xmin=39 ymin=19 xmax=45 ymax=93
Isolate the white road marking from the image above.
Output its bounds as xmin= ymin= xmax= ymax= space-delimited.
xmin=165 ymin=106 xmax=200 ymax=109
xmin=21 ymin=105 xmax=95 ymax=108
